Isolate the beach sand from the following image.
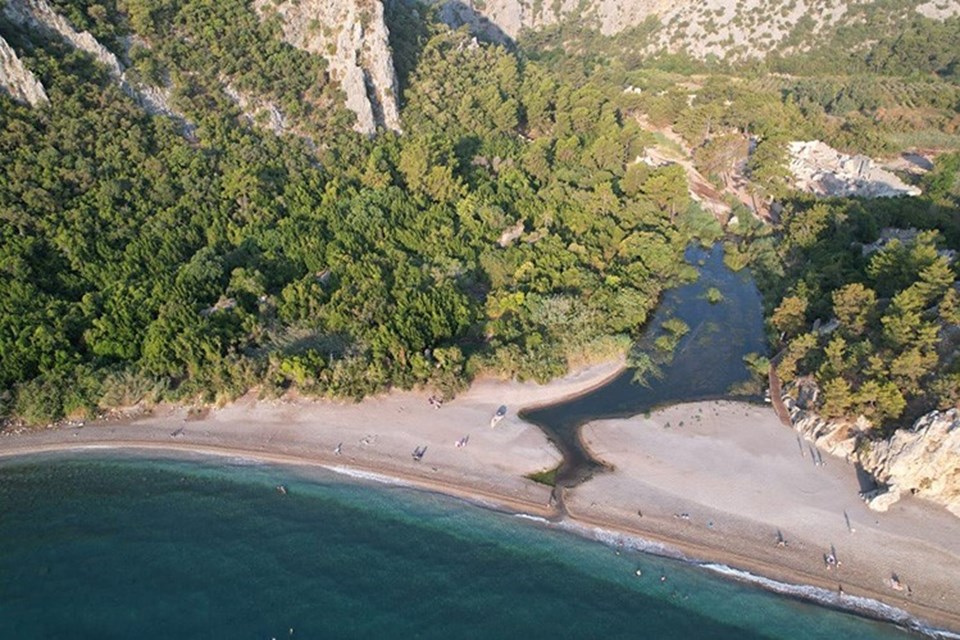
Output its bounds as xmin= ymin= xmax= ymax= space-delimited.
xmin=574 ymin=401 xmax=960 ymax=633
xmin=2 ymin=363 xmax=959 ymax=633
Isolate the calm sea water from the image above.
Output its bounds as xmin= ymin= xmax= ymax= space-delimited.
xmin=0 ymin=455 xmax=918 ymax=639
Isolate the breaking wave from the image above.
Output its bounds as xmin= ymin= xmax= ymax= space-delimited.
xmin=534 ymin=517 xmax=957 ymax=639
xmin=700 ymin=563 xmax=960 ymax=639
xmin=513 ymin=513 xmax=552 ymax=525
xmin=324 ymin=465 xmax=411 ymax=487
xmin=556 ymin=521 xmax=686 ymax=560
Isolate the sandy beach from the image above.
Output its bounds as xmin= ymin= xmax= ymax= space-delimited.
xmin=2 ymin=362 xmax=959 ymax=634
xmin=574 ymin=401 xmax=960 ymax=634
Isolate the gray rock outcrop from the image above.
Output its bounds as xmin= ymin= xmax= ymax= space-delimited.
xmin=437 ymin=0 xmax=670 ymax=39
xmin=785 ymin=383 xmax=960 ymax=518
xmin=3 ymin=0 xmax=123 ymax=74
xmin=254 ymin=0 xmax=401 ymax=135
xmin=0 ymin=34 xmax=47 ymax=106
xmin=788 ymin=140 xmax=922 ymax=199
xmin=222 ymin=82 xmax=288 ymax=137
xmin=860 ymin=409 xmax=960 ymax=518
xmin=786 ymin=396 xmax=861 ymax=461
xmin=3 ymin=0 xmax=183 ymax=120
xmin=436 ymin=0 xmax=952 ymax=61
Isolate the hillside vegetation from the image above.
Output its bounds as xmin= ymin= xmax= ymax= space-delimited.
xmin=0 ymin=7 xmax=712 ymax=424
xmin=755 ymin=165 xmax=960 ymax=431
xmin=0 ymin=0 xmax=957 ymax=435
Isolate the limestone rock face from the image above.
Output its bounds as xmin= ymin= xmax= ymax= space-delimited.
xmin=784 ymin=378 xmax=960 ymax=518
xmin=788 ymin=140 xmax=922 ymax=199
xmin=437 ymin=0 xmax=670 ymax=39
xmin=784 ymin=395 xmax=860 ymax=460
xmin=4 ymin=0 xmax=122 ymax=75
xmin=0 ymin=34 xmax=48 ymax=106
xmin=255 ymin=0 xmax=401 ymax=135
xmin=860 ymin=409 xmax=960 ymax=518
xmin=436 ymin=0 xmax=952 ymax=61
xmin=3 ymin=0 xmax=183 ymax=121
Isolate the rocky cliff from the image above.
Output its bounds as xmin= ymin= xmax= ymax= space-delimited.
xmin=3 ymin=0 xmax=122 ymax=74
xmin=438 ymin=0 xmax=670 ymax=40
xmin=0 ymin=33 xmax=47 ymax=106
xmin=861 ymin=409 xmax=960 ymax=518
xmin=784 ymin=389 xmax=960 ymax=518
xmin=255 ymin=0 xmax=401 ymax=135
xmin=786 ymin=396 xmax=861 ymax=460
xmin=3 ymin=0 xmax=181 ymax=119
xmin=438 ymin=0 xmax=949 ymax=60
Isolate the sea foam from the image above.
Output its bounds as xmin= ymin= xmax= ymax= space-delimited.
xmin=556 ymin=520 xmax=686 ymax=560
xmin=324 ymin=465 xmax=412 ymax=487
xmin=513 ymin=513 xmax=552 ymax=525
xmin=546 ymin=518 xmax=957 ymax=639
xmin=700 ymin=563 xmax=960 ymax=640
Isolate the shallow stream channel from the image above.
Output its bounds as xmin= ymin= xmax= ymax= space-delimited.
xmin=521 ymin=243 xmax=769 ymax=488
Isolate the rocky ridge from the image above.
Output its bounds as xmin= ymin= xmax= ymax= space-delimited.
xmin=255 ymin=0 xmax=401 ymax=135
xmin=784 ymin=390 xmax=960 ymax=518
xmin=0 ymin=33 xmax=47 ymax=106
xmin=439 ymin=0 xmax=950 ymax=60
xmin=3 ymin=0 xmax=183 ymax=121
xmin=438 ymin=0 xmax=671 ymax=40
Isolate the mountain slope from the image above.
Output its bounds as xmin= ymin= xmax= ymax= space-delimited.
xmin=0 ymin=32 xmax=46 ymax=105
xmin=440 ymin=0 xmax=960 ymax=63
xmin=254 ymin=0 xmax=401 ymax=134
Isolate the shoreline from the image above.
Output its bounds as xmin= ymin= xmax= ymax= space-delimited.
xmin=2 ymin=362 xmax=959 ymax=636
xmin=573 ymin=400 xmax=960 ymax=636
xmin=4 ymin=439 xmax=957 ymax=636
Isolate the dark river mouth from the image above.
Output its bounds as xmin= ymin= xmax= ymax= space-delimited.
xmin=521 ymin=244 xmax=769 ymax=488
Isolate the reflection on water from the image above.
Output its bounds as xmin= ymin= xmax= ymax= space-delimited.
xmin=522 ymin=244 xmax=768 ymax=486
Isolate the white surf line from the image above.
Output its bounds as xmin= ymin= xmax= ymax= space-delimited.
xmin=323 ymin=464 xmax=414 ymax=487
xmin=700 ymin=563 xmax=959 ymax=639
xmin=539 ymin=512 xmax=958 ymax=639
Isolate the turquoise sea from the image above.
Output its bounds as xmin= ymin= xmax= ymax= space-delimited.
xmin=0 ymin=454 xmax=928 ymax=639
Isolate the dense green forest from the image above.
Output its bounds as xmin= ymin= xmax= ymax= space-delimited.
xmin=0 ymin=3 xmax=713 ymax=424
xmin=521 ymin=9 xmax=960 ymax=430
xmin=1 ymin=0 xmax=958 ymax=432
xmin=750 ymin=165 xmax=960 ymax=432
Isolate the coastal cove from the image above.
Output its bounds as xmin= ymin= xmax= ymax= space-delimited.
xmin=4 ymin=390 xmax=960 ymax=635
xmin=2 ymin=243 xmax=960 ymax=637
xmin=2 ymin=0 xmax=960 ymax=638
